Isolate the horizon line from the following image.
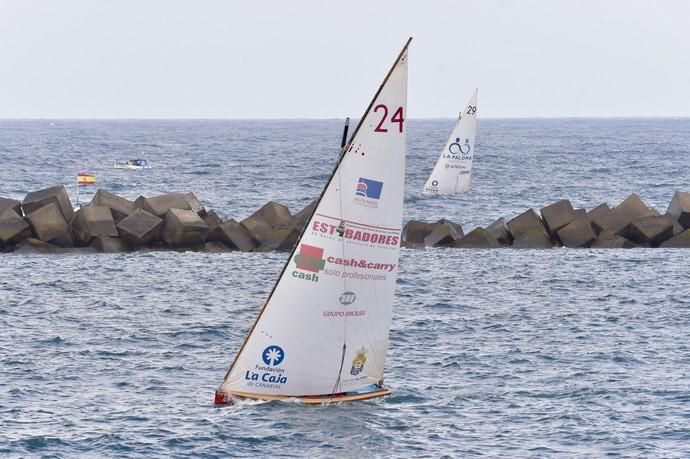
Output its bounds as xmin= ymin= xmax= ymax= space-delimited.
xmin=1 ymin=116 xmax=689 ymax=121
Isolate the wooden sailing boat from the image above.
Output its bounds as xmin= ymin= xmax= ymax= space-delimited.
xmin=422 ymin=89 xmax=478 ymax=195
xmin=215 ymin=38 xmax=411 ymax=405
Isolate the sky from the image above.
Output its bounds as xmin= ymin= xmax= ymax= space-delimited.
xmin=1 ymin=0 xmax=689 ymax=119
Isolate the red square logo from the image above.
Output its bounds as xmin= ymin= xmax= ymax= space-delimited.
xmin=293 ymin=244 xmax=325 ymax=273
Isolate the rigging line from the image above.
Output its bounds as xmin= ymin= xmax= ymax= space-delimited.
xmin=331 ymin=343 xmax=347 ymax=394
xmin=328 ymin=40 xmax=410 ymax=394
xmin=332 ymin=122 xmax=349 ymax=395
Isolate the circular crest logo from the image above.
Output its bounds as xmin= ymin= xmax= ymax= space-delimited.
xmin=431 ymin=180 xmax=439 ymax=187
xmin=262 ymin=345 xmax=285 ymax=366
xmin=339 ymin=291 xmax=357 ymax=305
xmin=350 ymin=347 xmax=367 ymax=376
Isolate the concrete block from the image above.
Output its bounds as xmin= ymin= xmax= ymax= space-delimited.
xmin=183 ymin=192 xmax=206 ymax=217
xmin=212 ymin=219 xmax=257 ymax=252
xmin=485 ymin=217 xmax=513 ymax=245
xmin=401 ymin=220 xmax=434 ymax=248
xmin=508 ymin=209 xmax=549 ymax=240
xmin=90 ymin=236 xmax=131 ymax=253
xmin=72 ymin=205 xmax=118 ymax=245
xmin=203 ymin=210 xmax=223 ymax=235
xmin=672 ymin=220 xmax=684 ymax=236
xmin=22 ymin=185 xmax=74 ymax=221
xmin=452 ymin=227 xmax=501 ymax=248
xmin=203 ymin=241 xmax=233 ymax=253
xmin=540 ymin=199 xmax=577 ymax=236
xmin=628 ymin=215 xmax=674 ymax=247
xmin=250 ymin=201 xmax=293 ymax=228
xmin=292 ymin=200 xmax=318 ymax=231
xmin=134 ymin=196 xmax=147 ymax=209
xmin=590 ymin=194 xmax=655 ymax=238
xmin=240 ymin=214 xmax=273 ymax=243
xmin=557 ymin=215 xmax=596 ymax=248
xmin=0 ymin=208 xmax=31 ymax=246
xmin=617 ymin=193 xmax=654 ymax=215
xmin=0 ymin=197 xmax=22 ymax=216
xmin=162 ymin=208 xmax=209 ymax=247
xmin=659 ymin=229 xmax=690 ymax=248
xmin=137 ymin=241 xmax=168 ymax=252
xmin=591 ymin=230 xmax=635 ymax=248
xmin=25 ymin=202 xmax=73 ymax=246
xmin=116 ymin=209 xmax=163 ymax=245
xmin=512 ymin=229 xmax=554 ymax=248
xmin=667 ymin=191 xmax=690 ymax=229
xmin=424 ymin=219 xmax=464 ymax=247
xmin=257 ymin=226 xmax=301 ymax=252
xmin=587 ymin=203 xmax=610 ymax=231
xmin=13 ymin=237 xmax=63 ymax=254
xmin=143 ymin=193 xmax=191 ymax=217
xmin=589 ymin=207 xmax=612 ymax=235
xmin=90 ymin=190 xmax=135 ymax=223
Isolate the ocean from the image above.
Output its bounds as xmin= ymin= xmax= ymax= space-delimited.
xmin=1 ymin=119 xmax=689 ymax=457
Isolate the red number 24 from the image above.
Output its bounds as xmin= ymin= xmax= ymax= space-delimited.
xmin=374 ymin=104 xmax=404 ymax=133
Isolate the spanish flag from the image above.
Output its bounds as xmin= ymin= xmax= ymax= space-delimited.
xmin=77 ymin=172 xmax=96 ymax=186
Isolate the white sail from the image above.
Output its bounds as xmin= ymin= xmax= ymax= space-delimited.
xmin=219 ymin=40 xmax=410 ymax=399
xmin=422 ymin=89 xmax=478 ymax=195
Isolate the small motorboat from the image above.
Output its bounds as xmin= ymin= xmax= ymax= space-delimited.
xmin=113 ymin=159 xmax=151 ymax=170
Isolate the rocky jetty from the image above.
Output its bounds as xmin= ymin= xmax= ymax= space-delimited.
xmin=0 ymin=185 xmax=316 ymax=254
xmin=3 ymin=186 xmax=690 ymax=254
xmin=402 ymin=192 xmax=690 ymax=249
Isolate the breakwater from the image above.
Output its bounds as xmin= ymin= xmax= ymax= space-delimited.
xmin=404 ymin=191 xmax=690 ymax=249
xmin=1 ymin=185 xmax=690 ymax=254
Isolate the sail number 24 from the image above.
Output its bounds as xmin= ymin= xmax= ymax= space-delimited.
xmin=373 ymin=104 xmax=404 ymax=133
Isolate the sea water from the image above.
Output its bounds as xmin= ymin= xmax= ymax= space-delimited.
xmin=1 ymin=119 xmax=689 ymax=457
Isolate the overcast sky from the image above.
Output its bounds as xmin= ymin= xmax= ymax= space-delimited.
xmin=1 ymin=0 xmax=689 ymax=119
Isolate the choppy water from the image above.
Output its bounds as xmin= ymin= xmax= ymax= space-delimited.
xmin=1 ymin=119 xmax=690 ymax=457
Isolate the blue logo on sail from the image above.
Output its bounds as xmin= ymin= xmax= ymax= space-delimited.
xmin=449 ymin=137 xmax=471 ymax=155
xmin=246 ymin=345 xmax=288 ymax=387
xmin=355 ymin=178 xmax=383 ymax=199
xmin=262 ymin=345 xmax=285 ymax=366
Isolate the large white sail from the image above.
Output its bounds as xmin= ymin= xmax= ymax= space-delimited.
xmin=218 ymin=40 xmax=410 ymax=400
xmin=422 ymin=89 xmax=478 ymax=195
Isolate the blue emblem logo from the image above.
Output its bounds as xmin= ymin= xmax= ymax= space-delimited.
xmin=448 ymin=137 xmax=471 ymax=155
xmin=262 ymin=345 xmax=285 ymax=366
xmin=355 ymin=177 xmax=384 ymax=199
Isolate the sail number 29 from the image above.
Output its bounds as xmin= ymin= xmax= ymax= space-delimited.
xmin=373 ymin=104 xmax=405 ymax=133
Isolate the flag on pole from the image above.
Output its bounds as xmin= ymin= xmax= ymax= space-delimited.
xmin=77 ymin=172 xmax=96 ymax=186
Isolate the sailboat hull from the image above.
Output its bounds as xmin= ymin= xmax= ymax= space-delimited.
xmin=215 ymin=387 xmax=391 ymax=405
